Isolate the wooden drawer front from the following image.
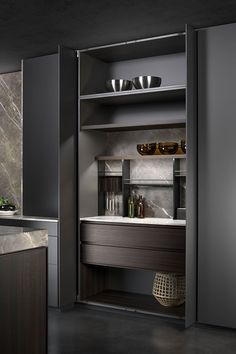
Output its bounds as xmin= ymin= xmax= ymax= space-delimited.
xmin=81 ymin=244 xmax=185 ymax=273
xmin=81 ymin=223 xmax=185 ymax=251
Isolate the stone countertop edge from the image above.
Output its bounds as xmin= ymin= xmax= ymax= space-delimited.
xmin=0 ymin=226 xmax=48 ymax=255
xmin=0 ymin=215 xmax=58 ymax=223
xmin=80 ymin=216 xmax=186 ymax=226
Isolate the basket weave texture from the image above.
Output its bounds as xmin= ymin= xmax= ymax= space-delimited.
xmin=152 ymin=272 xmax=185 ymax=307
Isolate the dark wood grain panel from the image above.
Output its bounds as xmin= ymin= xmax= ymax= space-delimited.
xmin=79 ymin=263 xmax=106 ymax=300
xmin=81 ymin=222 xmax=185 ymax=251
xmin=82 ymin=244 xmax=185 ymax=273
xmin=0 ymin=247 xmax=47 ymax=354
xmin=84 ymin=290 xmax=185 ymax=319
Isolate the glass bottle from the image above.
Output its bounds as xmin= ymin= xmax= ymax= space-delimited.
xmin=137 ymin=195 xmax=145 ymax=218
xmin=105 ymin=192 xmax=109 ymax=211
xmin=128 ymin=195 xmax=135 ymax=218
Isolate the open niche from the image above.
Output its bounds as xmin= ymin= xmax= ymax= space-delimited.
xmin=79 ymin=32 xmax=186 ymax=131
xmin=78 ymin=32 xmax=188 ymax=320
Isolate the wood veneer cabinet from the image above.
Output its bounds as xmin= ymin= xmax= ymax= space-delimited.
xmin=81 ymin=222 xmax=185 ymax=250
xmin=81 ymin=222 xmax=185 ymax=273
xmin=0 ymin=248 xmax=47 ymax=354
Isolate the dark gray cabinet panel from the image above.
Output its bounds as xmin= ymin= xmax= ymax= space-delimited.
xmin=185 ymin=25 xmax=198 ymax=328
xmin=58 ymin=46 xmax=77 ymax=309
xmin=48 ymin=264 xmax=58 ymax=308
xmin=198 ymin=23 xmax=236 ymax=328
xmin=48 ymin=236 xmax=58 ymax=265
xmin=21 ymin=46 xmax=77 ymax=309
xmin=23 ymin=54 xmax=59 ymax=218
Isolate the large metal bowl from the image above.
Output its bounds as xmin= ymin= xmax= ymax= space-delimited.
xmin=105 ymin=79 xmax=132 ymax=92
xmin=132 ymin=76 xmax=162 ymax=89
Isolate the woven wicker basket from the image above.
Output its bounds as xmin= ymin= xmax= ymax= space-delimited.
xmin=152 ymin=272 xmax=185 ymax=307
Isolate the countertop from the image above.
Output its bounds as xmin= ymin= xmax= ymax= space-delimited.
xmin=0 ymin=214 xmax=58 ymax=223
xmin=0 ymin=226 xmax=48 ymax=255
xmin=80 ymin=216 xmax=186 ymax=226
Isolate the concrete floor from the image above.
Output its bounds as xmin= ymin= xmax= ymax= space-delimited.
xmin=48 ymin=306 xmax=236 ymax=354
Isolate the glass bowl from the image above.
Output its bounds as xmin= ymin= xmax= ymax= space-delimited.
xmin=158 ymin=142 xmax=178 ymax=155
xmin=137 ymin=143 xmax=157 ymax=155
xmin=181 ymin=140 xmax=186 ymax=154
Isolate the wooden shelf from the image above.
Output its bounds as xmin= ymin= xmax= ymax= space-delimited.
xmin=82 ymin=290 xmax=185 ymax=319
xmin=95 ymin=154 xmax=186 ymax=160
xmin=80 ymin=85 xmax=186 ymax=105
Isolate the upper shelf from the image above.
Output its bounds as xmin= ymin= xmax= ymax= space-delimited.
xmin=95 ymin=154 xmax=186 ymax=161
xmin=79 ymin=32 xmax=185 ymax=62
xmin=80 ymin=85 xmax=186 ymax=106
xmin=81 ymin=119 xmax=186 ymax=132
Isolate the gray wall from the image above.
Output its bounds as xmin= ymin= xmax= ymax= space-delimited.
xmin=0 ymin=72 xmax=22 ymax=210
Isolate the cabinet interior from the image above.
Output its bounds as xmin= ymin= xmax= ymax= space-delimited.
xmin=78 ymin=32 xmax=187 ymax=320
xmin=79 ymin=33 xmax=186 ymax=130
xmin=79 ymin=128 xmax=186 ymax=219
xmin=79 ymin=264 xmax=185 ymax=319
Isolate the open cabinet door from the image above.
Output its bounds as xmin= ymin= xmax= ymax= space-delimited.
xmin=198 ymin=23 xmax=236 ymax=328
xmin=58 ymin=45 xmax=78 ymax=307
xmin=185 ymin=25 xmax=197 ymax=328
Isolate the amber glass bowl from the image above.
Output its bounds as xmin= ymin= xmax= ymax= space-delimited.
xmin=137 ymin=143 xmax=157 ymax=156
xmin=181 ymin=140 xmax=186 ymax=154
xmin=158 ymin=142 xmax=178 ymax=155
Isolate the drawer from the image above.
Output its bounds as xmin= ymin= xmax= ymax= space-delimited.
xmin=81 ymin=222 xmax=185 ymax=251
xmin=48 ymin=236 xmax=58 ymax=265
xmin=81 ymin=244 xmax=185 ymax=273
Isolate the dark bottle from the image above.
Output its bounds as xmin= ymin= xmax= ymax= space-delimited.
xmin=128 ymin=195 xmax=135 ymax=218
xmin=137 ymin=195 xmax=145 ymax=218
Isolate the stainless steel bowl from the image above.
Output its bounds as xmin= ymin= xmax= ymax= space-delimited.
xmin=132 ymin=76 xmax=162 ymax=89
xmin=105 ymin=79 xmax=132 ymax=92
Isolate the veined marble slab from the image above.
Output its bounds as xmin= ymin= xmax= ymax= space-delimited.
xmin=0 ymin=226 xmax=48 ymax=255
xmin=0 ymin=72 xmax=22 ymax=211
xmin=80 ymin=216 xmax=186 ymax=226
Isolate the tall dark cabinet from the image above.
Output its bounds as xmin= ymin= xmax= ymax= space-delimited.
xmin=22 ymin=46 xmax=77 ymax=309
xmin=198 ymin=23 xmax=236 ymax=328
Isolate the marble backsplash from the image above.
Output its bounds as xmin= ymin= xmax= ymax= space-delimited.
xmin=0 ymin=72 xmax=22 ymax=210
xmin=102 ymin=128 xmax=186 ymax=218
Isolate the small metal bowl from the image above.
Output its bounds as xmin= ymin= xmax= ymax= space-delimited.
xmin=132 ymin=76 xmax=162 ymax=89
xmin=105 ymin=79 xmax=132 ymax=92
xmin=137 ymin=143 xmax=157 ymax=156
xmin=158 ymin=142 xmax=178 ymax=155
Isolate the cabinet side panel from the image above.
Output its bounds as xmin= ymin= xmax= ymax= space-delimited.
xmin=185 ymin=25 xmax=197 ymax=327
xmin=23 ymin=54 xmax=59 ymax=217
xmin=58 ymin=46 xmax=77 ymax=308
xmin=198 ymin=23 xmax=236 ymax=328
